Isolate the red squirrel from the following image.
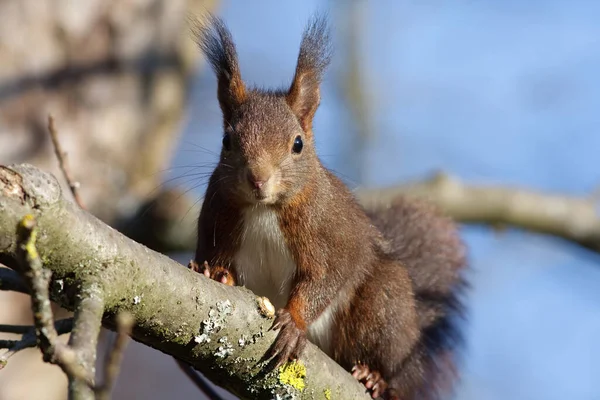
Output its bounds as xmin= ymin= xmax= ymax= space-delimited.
xmin=192 ymin=14 xmax=467 ymax=400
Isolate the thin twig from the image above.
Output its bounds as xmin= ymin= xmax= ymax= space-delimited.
xmin=47 ymin=115 xmax=84 ymax=208
xmin=67 ymin=283 xmax=105 ymax=399
xmin=0 ymin=319 xmax=73 ymax=341
xmin=0 ymin=324 xmax=32 ymax=334
xmin=0 ymin=268 xmax=29 ymax=294
xmin=0 ymin=340 xmax=19 ymax=350
xmin=0 ymin=319 xmax=73 ymax=368
xmin=176 ymin=359 xmax=226 ymax=400
xmin=15 ymin=215 xmax=93 ymax=386
xmin=95 ymin=312 xmax=134 ymax=400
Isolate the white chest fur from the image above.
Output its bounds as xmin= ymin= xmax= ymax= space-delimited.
xmin=234 ymin=206 xmax=296 ymax=310
xmin=234 ymin=205 xmax=341 ymax=356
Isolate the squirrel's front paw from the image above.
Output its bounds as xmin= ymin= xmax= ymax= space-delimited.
xmin=265 ymin=309 xmax=307 ymax=368
xmin=188 ymin=260 xmax=235 ymax=286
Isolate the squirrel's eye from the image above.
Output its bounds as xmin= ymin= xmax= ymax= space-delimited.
xmin=222 ymin=133 xmax=231 ymax=151
xmin=292 ymin=135 xmax=303 ymax=154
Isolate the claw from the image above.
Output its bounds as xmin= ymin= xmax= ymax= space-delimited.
xmin=262 ymin=309 xmax=306 ymax=370
xmin=372 ymin=382 xmax=383 ymax=399
xmin=187 ymin=260 xmax=200 ymax=272
xmin=195 ymin=262 xmax=236 ymax=286
xmin=290 ymin=337 xmax=306 ymax=360
xmin=351 ymin=364 xmax=370 ymax=381
xmin=351 ymin=364 xmax=390 ymax=399
xmin=218 ymin=270 xmax=230 ymax=283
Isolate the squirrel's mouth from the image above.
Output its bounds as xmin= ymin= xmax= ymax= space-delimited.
xmin=254 ymin=191 xmax=267 ymax=201
xmin=250 ymin=188 xmax=276 ymax=204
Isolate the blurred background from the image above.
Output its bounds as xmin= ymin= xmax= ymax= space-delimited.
xmin=1 ymin=0 xmax=600 ymax=399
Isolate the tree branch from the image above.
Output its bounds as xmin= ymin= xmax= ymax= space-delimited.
xmin=0 ymin=163 xmax=371 ymax=400
xmin=15 ymin=215 xmax=96 ymax=391
xmin=0 ymin=319 xmax=73 ymax=336
xmin=0 ymin=267 xmax=29 ymax=294
xmin=95 ymin=312 xmax=133 ymax=400
xmin=357 ymin=172 xmax=600 ymax=252
xmin=47 ymin=115 xmax=84 ymax=209
xmin=66 ymin=283 xmax=105 ymax=399
xmin=0 ymin=319 xmax=73 ymax=368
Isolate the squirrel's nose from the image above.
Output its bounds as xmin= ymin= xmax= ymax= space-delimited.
xmin=247 ymin=170 xmax=270 ymax=189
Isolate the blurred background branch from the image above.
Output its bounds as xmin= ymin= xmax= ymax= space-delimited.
xmin=358 ymin=173 xmax=600 ymax=253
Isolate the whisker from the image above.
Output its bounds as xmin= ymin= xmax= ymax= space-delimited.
xmin=179 ymin=150 xmax=219 ymax=157
xmin=180 ymin=190 xmax=210 ymax=224
xmin=209 ymin=174 xmax=232 ymax=190
xmin=208 ymin=183 xmax=221 ymax=208
xmin=145 ymin=164 xmax=217 ymax=179
xmin=182 ymin=140 xmax=220 ymax=156
xmin=166 ymin=182 xmax=210 ymax=218
xmin=156 ymin=171 xmax=214 ymax=189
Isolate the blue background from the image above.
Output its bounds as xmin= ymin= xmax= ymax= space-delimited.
xmin=168 ymin=1 xmax=600 ymax=399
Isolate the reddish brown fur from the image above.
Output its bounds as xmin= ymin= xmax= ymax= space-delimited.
xmin=193 ymin=14 xmax=467 ymax=400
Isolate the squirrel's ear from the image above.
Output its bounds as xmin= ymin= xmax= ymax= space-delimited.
xmin=286 ymin=15 xmax=332 ymax=133
xmin=194 ymin=15 xmax=246 ymax=122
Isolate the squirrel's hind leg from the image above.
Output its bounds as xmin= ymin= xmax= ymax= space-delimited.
xmin=351 ymin=363 xmax=399 ymax=400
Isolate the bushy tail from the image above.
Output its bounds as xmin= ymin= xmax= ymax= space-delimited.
xmin=366 ymin=197 xmax=468 ymax=399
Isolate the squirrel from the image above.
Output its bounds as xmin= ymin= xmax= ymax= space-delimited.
xmin=191 ymin=14 xmax=467 ymax=400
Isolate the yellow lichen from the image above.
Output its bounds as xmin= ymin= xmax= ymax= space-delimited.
xmin=278 ymin=360 xmax=307 ymax=392
xmin=21 ymin=214 xmax=39 ymax=259
xmin=324 ymin=388 xmax=332 ymax=399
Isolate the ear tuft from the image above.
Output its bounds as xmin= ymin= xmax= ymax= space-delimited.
xmin=286 ymin=14 xmax=332 ymax=133
xmin=192 ymin=14 xmax=246 ymax=121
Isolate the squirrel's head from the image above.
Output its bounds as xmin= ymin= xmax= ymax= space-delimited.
xmin=195 ymin=14 xmax=331 ymax=206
